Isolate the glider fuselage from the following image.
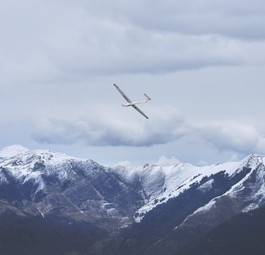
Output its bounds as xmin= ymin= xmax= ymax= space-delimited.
xmin=122 ymin=101 xmax=146 ymax=107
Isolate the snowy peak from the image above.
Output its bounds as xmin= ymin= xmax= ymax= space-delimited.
xmin=0 ymin=145 xmax=29 ymax=159
xmin=3 ymin=148 xmax=108 ymax=195
xmin=0 ymin=145 xmax=91 ymax=175
xmin=244 ymin=153 xmax=265 ymax=168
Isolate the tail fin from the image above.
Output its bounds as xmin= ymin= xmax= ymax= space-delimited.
xmin=144 ymin=93 xmax=151 ymax=102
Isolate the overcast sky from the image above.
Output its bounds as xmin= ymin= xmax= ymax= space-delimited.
xmin=1 ymin=0 xmax=265 ymax=167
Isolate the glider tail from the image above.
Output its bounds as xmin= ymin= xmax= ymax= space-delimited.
xmin=144 ymin=93 xmax=151 ymax=102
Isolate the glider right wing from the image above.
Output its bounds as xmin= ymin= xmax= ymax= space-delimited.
xmin=113 ymin=84 xmax=132 ymax=103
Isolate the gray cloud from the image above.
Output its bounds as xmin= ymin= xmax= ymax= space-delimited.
xmin=1 ymin=0 xmax=265 ymax=85
xmin=79 ymin=0 xmax=265 ymax=40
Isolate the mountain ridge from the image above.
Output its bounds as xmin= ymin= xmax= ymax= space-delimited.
xmin=0 ymin=145 xmax=265 ymax=255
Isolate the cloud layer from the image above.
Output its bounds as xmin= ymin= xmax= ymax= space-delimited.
xmin=1 ymin=0 xmax=265 ymax=86
xmin=1 ymin=0 xmax=265 ymax=166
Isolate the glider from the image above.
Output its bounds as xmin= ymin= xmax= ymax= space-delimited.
xmin=113 ymin=84 xmax=151 ymax=119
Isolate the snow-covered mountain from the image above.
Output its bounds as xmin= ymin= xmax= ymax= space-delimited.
xmin=0 ymin=145 xmax=265 ymax=255
xmin=113 ymin=154 xmax=265 ymax=224
xmin=0 ymin=145 xmax=144 ymax=228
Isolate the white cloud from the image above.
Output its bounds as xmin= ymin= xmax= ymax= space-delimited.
xmin=31 ymin=104 xmax=265 ymax=160
xmin=31 ymin=107 xmax=188 ymax=147
xmin=196 ymin=122 xmax=265 ymax=154
xmin=115 ymin=161 xmax=132 ymax=168
xmin=155 ymin=156 xmax=180 ymax=166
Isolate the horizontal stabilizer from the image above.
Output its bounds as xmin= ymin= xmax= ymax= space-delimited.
xmin=144 ymin=93 xmax=151 ymax=101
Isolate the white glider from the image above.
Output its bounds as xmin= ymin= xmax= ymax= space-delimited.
xmin=113 ymin=84 xmax=151 ymax=119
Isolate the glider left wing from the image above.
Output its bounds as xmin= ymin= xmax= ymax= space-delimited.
xmin=113 ymin=84 xmax=132 ymax=103
xmin=132 ymin=105 xmax=149 ymax=119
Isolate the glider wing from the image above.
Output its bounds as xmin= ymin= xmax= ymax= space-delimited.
xmin=113 ymin=84 xmax=132 ymax=103
xmin=132 ymin=105 xmax=149 ymax=119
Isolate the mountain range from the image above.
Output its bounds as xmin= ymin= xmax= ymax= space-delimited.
xmin=0 ymin=145 xmax=265 ymax=255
